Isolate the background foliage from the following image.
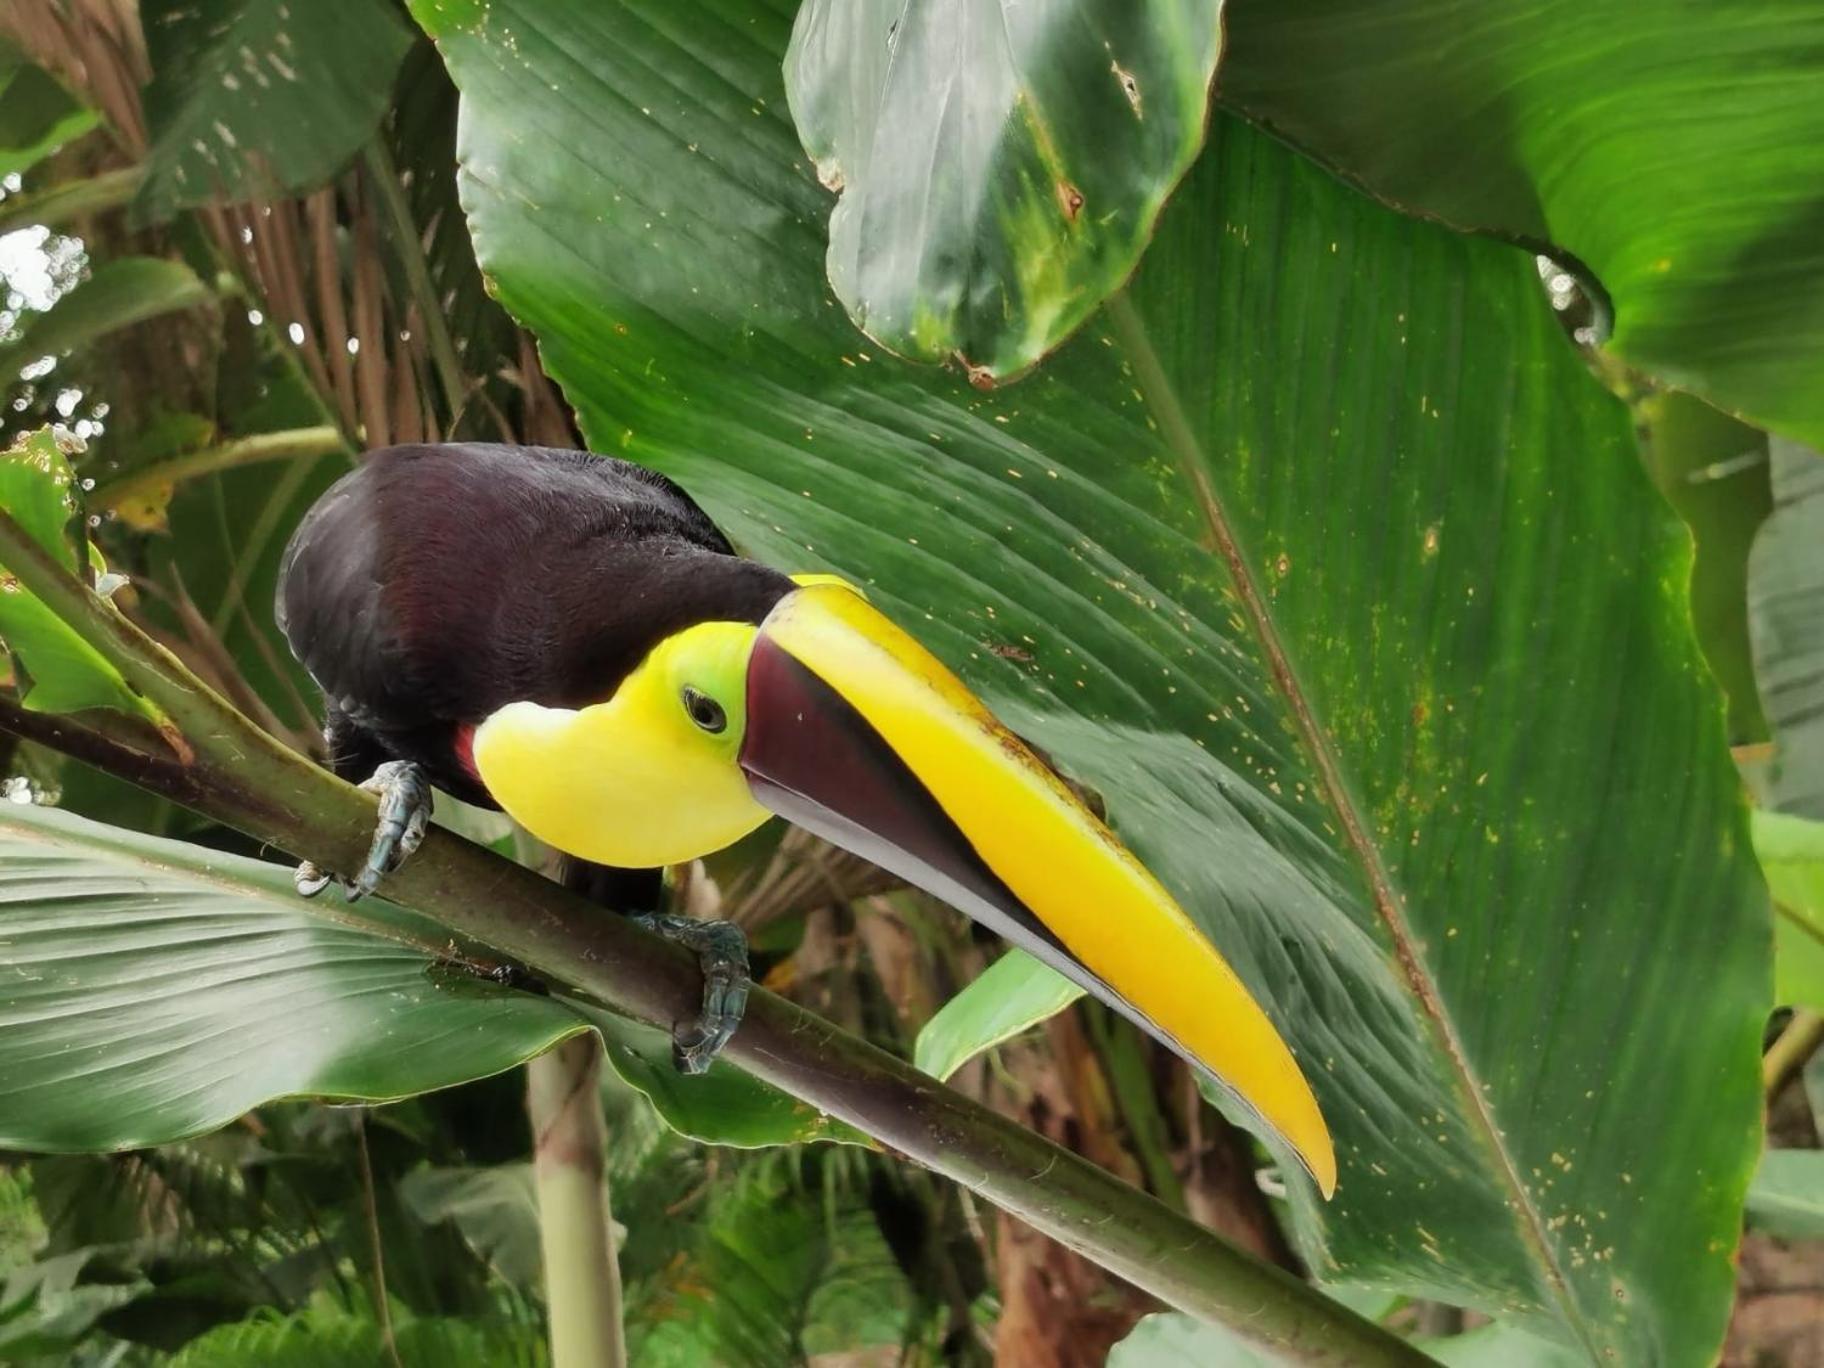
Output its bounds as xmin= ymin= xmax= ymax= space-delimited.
xmin=0 ymin=0 xmax=1819 ymax=1363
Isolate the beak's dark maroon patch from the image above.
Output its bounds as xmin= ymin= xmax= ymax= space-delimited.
xmin=740 ymin=634 xmax=1071 ymax=967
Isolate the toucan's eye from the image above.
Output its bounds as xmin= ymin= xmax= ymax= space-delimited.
xmin=681 ymin=686 xmax=727 ymax=734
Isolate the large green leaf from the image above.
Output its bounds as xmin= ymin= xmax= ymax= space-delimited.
xmin=783 ymin=0 xmax=1221 ymax=380
xmin=415 ymin=1 xmax=1767 ymax=1357
xmin=0 ymin=791 xmax=860 ymax=1154
xmin=0 ymin=258 xmax=211 ymax=384
xmin=1217 ymin=3 xmax=1824 ymax=447
xmin=0 ymin=429 xmax=159 ymax=721
xmin=136 ymin=0 xmax=414 ymax=222
xmin=1748 ymin=439 xmax=1824 ymax=819
xmin=0 ymin=800 xmax=588 ymax=1151
xmin=398 ymin=1164 xmax=543 ymax=1290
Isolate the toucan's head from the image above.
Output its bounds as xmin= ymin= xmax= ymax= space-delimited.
xmin=472 ymin=576 xmax=1335 ymax=1195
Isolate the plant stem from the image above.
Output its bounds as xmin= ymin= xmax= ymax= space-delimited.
xmin=361 ymin=142 xmax=469 ymax=423
xmin=0 ymin=509 xmax=1426 ymax=1367
xmin=91 ymin=425 xmax=348 ymax=510
xmin=1764 ymin=1009 xmax=1824 ymax=1101
xmin=354 ymin=1112 xmax=405 ymax=1368
xmin=527 ymin=1035 xmax=627 ymax=1368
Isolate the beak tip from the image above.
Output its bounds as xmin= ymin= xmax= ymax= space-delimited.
xmin=1282 ymin=1109 xmax=1336 ymax=1200
xmin=1312 ymin=1150 xmax=1338 ymax=1200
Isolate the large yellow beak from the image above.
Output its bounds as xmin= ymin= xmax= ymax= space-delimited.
xmin=738 ymin=583 xmax=1335 ymax=1196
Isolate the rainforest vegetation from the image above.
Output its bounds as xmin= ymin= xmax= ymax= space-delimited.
xmin=0 ymin=1 xmax=1820 ymax=1364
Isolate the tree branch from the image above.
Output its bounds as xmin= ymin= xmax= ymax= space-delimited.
xmin=0 ymin=507 xmax=1426 ymax=1367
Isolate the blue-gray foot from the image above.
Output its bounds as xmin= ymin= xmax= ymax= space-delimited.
xmin=630 ymin=912 xmax=750 ymax=1074
xmin=295 ymin=760 xmax=433 ymax=903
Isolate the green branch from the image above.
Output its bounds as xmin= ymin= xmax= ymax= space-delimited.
xmin=91 ymin=426 xmax=349 ymax=511
xmin=0 ymin=507 xmax=1428 ymax=1368
xmin=0 ymin=166 xmax=145 ymax=234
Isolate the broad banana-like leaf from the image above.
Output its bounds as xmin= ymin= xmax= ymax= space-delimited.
xmin=0 ymin=800 xmax=587 ymax=1150
xmin=0 ymin=801 xmax=844 ymax=1151
xmin=784 ymin=0 xmax=1221 ymax=381
xmin=410 ymin=1 xmax=1766 ymax=1357
xmin=136 ymin=0 xmax=414 ymax=222
xmin=1218 ymin=1 xmax=1824 ymax=448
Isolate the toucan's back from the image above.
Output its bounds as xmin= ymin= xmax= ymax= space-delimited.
xmin=275 ymin=442 xmax=790 ymax=796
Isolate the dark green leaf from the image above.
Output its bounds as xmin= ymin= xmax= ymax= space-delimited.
xmin=1743 ymin=1149 xmax=1824 ymax=1241
xmin=0 ymin=429 xmax=158 ymax=720
xmin=1748 ymin=439 xmax=1824 ymax=818
xmin=628 ymin=1174 xmax=911 ymax=1367
xmin=1639 ymin=392 xmax=1771 ymax=743
xmin=578 ymin=1005 xmax=867 ymax=1150
xmin=166 ymin=1304 xmax=546 ymax=1367
xmin=0 ymin=1246 xmax=149 ymax=1361
xmin=414 ymin=2 xmax=1767 ymax=1356
xmin=913 ymin=948 xmax=1080 ymax=1082
xmin=398 ymin=1164 xmax=542 ymax=1290
xmin=0 ymin=800 xmax=589 ymax=1151
xmin=0 ymin=49 xmax=99 ymax=181
xmin=784 ymin=0 xmax=1221 ymax=379
xmin=1218 ymin=2 xmax=1824 ymax=446
xmin=0 ymin=258 xmax=212 ymax=384
xmin=136 ymin=0 xmax=414 ymax=222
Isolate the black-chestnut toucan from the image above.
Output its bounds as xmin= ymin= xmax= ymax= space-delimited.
xmin=276 ymin=443 xmax=1334 ymax=1195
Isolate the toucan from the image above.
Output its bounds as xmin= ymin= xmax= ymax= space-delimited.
xmin=276 ymin=443 xmax=1335 ymax=1195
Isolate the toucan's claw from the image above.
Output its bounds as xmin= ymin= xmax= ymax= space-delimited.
xmin=294 ymin=761 xmax=433 ymax=904
xmin=294 ymin=861 xmax=334 ymax=898
xmin=631 ymin=912 xmax=750 ymax=1074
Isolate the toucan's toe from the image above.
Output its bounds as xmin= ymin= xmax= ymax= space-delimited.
xmin=347 ymin=760 xmax=433 ymax=903
xmin=631 ymin=912 xmax=750 ymax=1073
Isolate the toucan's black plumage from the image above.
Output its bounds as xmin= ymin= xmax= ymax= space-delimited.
xmin=277 ymin=442 xmax=791 ymax=807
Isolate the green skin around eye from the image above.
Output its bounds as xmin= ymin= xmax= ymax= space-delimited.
xmin=662 ymin=621 xmax=756 ymax=757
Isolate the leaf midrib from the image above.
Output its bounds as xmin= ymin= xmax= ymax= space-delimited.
xmin=1104 ymin=290 xmax=1595 ymax=1353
